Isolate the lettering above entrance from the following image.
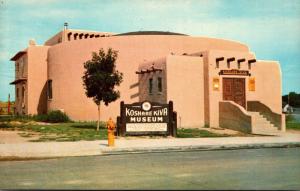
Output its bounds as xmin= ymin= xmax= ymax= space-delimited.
xmin=219 ymin=69 xmax=251 ymax=76
xmin=117 ymin=101 xmax=177 ymax=137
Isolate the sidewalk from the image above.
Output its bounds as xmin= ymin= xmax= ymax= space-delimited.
xmin=0 ymin=133 xmax=300 ymax=158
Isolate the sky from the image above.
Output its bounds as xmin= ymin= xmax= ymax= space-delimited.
xmin=0 ymin=0 xmax=300 ymax=101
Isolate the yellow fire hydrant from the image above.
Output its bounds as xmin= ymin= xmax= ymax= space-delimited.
xmin=106 ymin=117 xmax=116 ymax=147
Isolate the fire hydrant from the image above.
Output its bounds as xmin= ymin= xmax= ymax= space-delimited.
xmin=106 ymin=117 xmax=116 ymax=147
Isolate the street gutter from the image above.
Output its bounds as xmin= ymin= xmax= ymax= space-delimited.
xmin=100 ymin=142 xmax=300 ymax=155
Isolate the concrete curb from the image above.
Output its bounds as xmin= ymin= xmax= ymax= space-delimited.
xmin=0 ymin=142 xmax=299 ymax=161
xmin=101 ymin=142 xmax=300 ymax=155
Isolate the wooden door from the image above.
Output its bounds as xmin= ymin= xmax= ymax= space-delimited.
xmin=223 ymin=78 xmax=246 ymax=108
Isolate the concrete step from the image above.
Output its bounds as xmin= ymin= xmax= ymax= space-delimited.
xmin=248 ymin=111 xmax=281 ymax=136
xmin=252 ymin=130 xmax=282 ymax=136
xmin=252 ymin=126 xmax=281 ymax=136
xmin=249 ymin=112 xmax=268 ymax=119
xmin=248 ymin=111 xmax=259 ymax=114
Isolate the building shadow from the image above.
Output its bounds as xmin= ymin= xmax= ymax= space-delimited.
xmin=37 ymin=82 xmax=47 ymax=114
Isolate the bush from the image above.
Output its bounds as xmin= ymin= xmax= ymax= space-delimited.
xmin=46 ymin=110 xmax=71 ymax=123
xmin=33 ymin=114 xmax=48 ymax=122
xmin=32 ymin=110 xmax=71 ymax=123
xmin=0 ymin=110 xmax=71 ymax=123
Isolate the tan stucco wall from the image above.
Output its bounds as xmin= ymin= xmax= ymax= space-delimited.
xmin=27 ymin=46 xmax=49 ymax=115
xmin=47 ymin=35 xmax=249 ymax=121
xmin=166 ymin=55 xmax=205 ymax=128
xmin=44 ymin=29 xmax=115 ymax=46
xmin=247 ymin=60 xmax=282 ymax=114
xmin=207 ymin=50 xmax=256 ymax=127
xmin=44 ymin=31 xmax=63 ymax=46
xmin=219 ymin=101 xmax=252 ymax=133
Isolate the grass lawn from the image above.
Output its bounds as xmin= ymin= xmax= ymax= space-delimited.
xmin=0 ymin=116 xmax=229 ymax=141
xmin=177 ymin=128 xmax=230 ymax=138
xmin=286 ymin=115 xmax=300 ymax=130
xmin=0 ymin=121 xmax=108 ymax=142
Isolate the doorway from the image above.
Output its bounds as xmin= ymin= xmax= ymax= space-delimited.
xmin=222 ymin=78 xmax=246 ymax=108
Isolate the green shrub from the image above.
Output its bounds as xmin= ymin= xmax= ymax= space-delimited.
xmin=33 ymin=114 xmax=48 ymax=122
xmin=0 ymin=111 xmax=71 ymax=123
xmin=46 ymin=110 xmax=70 ymax=123
xmin=32 ymin=110 xmax=71 ymax=123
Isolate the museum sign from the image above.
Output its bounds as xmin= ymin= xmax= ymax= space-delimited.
xmin=117 ymin=101 xmax=177 ymax=136
xmin=219 ymin=69 xmax=251 ymax=76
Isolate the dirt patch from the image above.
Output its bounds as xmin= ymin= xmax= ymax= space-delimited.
xmin=203 ymin=127 xmax=251 ymax=136
xmin=0 ymin=129 xmax=41 ymax=143
xmin=24 ymin=121 xmax=53 ymax=125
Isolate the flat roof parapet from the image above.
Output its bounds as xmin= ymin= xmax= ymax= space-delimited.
xmin=115 ymin=31 xmax=188 ymax=36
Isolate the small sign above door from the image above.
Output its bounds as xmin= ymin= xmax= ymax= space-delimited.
xmin=219 ymin=69 xmax=251 ymax=76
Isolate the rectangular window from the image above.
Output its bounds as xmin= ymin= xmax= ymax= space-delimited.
xmin=158 ymin=77 xmax=162 ymax=93
xmin=149 ymin=78 xmax=153 ymax=94
xmin=21 ymin=86 xmax=25 ymax=108
xmin=22 ymin=87 xmax=25 ymax=98
xmin=48 ymin=80 xmax=52 ymax=99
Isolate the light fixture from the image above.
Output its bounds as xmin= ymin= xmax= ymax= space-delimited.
xmin=213 ymin=78 xmax=220 ymax=91
xmin=249 ymin=77 xmax=255 ymax=91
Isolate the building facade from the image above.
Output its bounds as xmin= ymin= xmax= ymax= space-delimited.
xmin=10 ymin=27 xmax=285 ymax=135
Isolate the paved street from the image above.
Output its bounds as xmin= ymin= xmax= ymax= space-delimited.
xmin=0 ymin=147 xmax=300 ymax=190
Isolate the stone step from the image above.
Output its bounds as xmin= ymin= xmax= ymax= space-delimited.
xmin=254 ymin=126 xmax=278 ymax=131
xmin=249 ymin=113 xmax=261 ymax=117
xmin=252 ymin=130 xmax=281 ymax=136
xmin=254 ymin=122 xmax=274 ymax=127
xmin=253 ymin=119 xmax=272 ymax=126
xmin=252 ymin=125 xmax=281 ymax=135
xmin=248 ymin=111 xmax=280 ymax=136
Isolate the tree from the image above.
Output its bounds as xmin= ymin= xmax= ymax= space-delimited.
xmin=82 ymin=48 xmax=123 ymax=131
xmin=282 ymin=92 xmax=300 ymax=107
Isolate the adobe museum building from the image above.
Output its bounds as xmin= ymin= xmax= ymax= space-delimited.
xmin=10 ymin=26 xmax=285 ymax=135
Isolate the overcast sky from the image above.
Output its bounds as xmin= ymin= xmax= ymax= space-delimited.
xmin=0 ymin=0 xmax=300 ymax=101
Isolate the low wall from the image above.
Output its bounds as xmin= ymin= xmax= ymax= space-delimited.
xmin=247 ymin=101 xmax=282 ymax=130
xmin=219 ymin=101 xmax=252 ymax=133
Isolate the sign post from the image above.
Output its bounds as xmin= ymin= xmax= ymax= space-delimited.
xmin=117 ymin=101 xmax=177 ymax=137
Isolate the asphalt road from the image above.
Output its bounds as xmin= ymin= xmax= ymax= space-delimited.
xmin=0 ymin=147 xmax=300 ymax=190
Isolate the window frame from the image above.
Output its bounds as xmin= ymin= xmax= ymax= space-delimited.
xmin=16 ymin=87 xmax=19 ymax=99
xmin=157 ymin=77 xmax=162 ymax=93
xmin=149 ymin=78 xmax=153 ymax=95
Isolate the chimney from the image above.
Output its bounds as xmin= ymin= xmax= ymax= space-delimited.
xmin=62 ymin=22 xmax=69 ymax=43
xmin=64 ymin=22 xmax=68 ymax=30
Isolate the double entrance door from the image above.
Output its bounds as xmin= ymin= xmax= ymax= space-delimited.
xmin=223 ymin=78 xmax=246 ymax=108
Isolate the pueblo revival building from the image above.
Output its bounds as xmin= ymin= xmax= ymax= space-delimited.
xmin=10 ymin=25 xmax=285 ymax=135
